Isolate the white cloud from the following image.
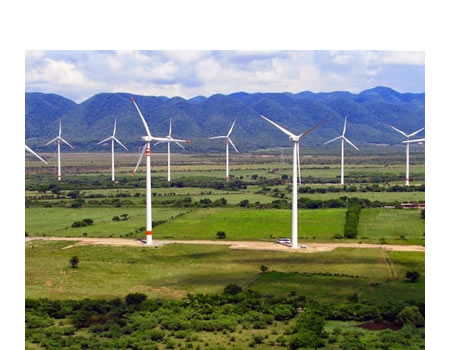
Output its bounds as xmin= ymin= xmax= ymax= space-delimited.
xmin=25 ymin=50 xmax=425 ymax=102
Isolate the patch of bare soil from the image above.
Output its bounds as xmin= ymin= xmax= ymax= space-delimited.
xmin=358 ymin=321 xmax=401 ymax=331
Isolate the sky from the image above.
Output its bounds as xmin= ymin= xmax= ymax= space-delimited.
xmin=25 ymin=50 xmax=425 ymax=103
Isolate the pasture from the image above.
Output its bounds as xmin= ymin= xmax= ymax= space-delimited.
xmin=25 ymin=241 xmax=424 ymax=305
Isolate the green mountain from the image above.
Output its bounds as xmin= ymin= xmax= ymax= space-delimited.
xmin=25 ymin=87 xmax=425 ymax=153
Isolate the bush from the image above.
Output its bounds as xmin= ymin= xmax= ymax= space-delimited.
xmin=112 ymin=216 xmax=120 ymax=221
xmin=260 ymin=265 xmax=269 ymax=274
xmin=397 ymin=306 xmax=424 ymax=327
xmin=216 ymin=231 xmax=226 ymax=239
xmin=70 ymin=256 xmax=79 ymax=268
xmin=223 ymin=284 xmax=242 ymax=295
xmin=125 ymin=293 xmax=147 ymax=306
xmin=405 ymin=271 xmax=420 ymax=283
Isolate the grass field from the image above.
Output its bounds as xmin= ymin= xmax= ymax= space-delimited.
xmin=153 ymin=208 xmax=346 ymax=240
xmin=358 ymin=209 xmax=425 ymax=240
xmin=25 ymin=241 xmax=424 ymax=304
xmin=25 ymin=207 xmax=191 ymax=238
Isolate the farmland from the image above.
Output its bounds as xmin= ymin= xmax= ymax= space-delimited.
xmin=25 ymin=151 xmax=425 ymax=349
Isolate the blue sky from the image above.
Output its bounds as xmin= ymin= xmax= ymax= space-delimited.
xmin=25 ymin=50 xmax=424 ymax=103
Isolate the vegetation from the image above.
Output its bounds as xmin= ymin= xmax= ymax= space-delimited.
xmin=69 ymin=256 xmax=79 ymax=268
xmin=343 ymin=203 xmax=361 ymax=239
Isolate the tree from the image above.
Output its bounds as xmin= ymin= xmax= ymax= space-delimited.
xmin=260 ymin=265 xmax=268 ymax=274
xmin=70 ymin=256 xmax=79 ymax=268
xmin=223 ymin=284 xmax=242 ymax=295
xmin=240 ymin=199 xmax=249 ymax=208
xmin=405 ymin=271 xmax=420 ymax=283
xmin=125 ymin=293 xmax=147 ymax=306
xmin=397 ymin=306 xmax=424 ymax=327
xmin=216 ymin=231 xmax=226 ymax=239
xmin=112 ymin=216 xmax=120 ymax=221
xmin=289 ymin=310 xmax=325 ymax=349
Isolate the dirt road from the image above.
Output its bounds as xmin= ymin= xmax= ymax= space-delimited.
xmin=25 ymin=237 xmax=425 ymax=253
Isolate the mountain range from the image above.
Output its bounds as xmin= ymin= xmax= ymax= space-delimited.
xmin=25 ymin=87 xmax=425 ymax=153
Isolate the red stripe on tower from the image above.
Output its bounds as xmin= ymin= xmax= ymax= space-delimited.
xmin=146 ymin=231 xmax=152 ymax=235
xmin=146 ymin=148 xmax=151 ymax=156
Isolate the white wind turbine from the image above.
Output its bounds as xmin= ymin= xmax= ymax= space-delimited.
xmin=98 ymin=119 xmax=128 ymax=182
xmin=390 ymin=125 xmax=424 ymax=186
xmin=154 ymin=118 xmax=187 ymax=182
xmin=44 ymin=120 xmax=74 ymax=181
xmin=25 ymin=145 xmax=48 ymax=164
xmin=260 ymin=114 xmax=327 ymax=248
xmin=130 ymin=97 xmax=190 ymax=245
xmin=209 ymin=119 xmax=239 ymax=181
xmin=324 ymin=117 xmax=359 ymax=185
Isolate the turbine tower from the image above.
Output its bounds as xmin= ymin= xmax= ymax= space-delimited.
xmin=44 ymin=120 xmax=74 ymax=181
xmin=154 ymin=118 xmax=187 ymax=182
xmin=25 ymin=145 xmax=48 ymax=164
xmin=130 ymin=97 xmax=190 ymax=245
xmin=324 ymin=117 xmax=359 ymax=185
xmin=209 ymin=119 xmax=239 ymax=181
xmin=98 ymin=119 xmax=128 ymax=182
xmin=390 ymin=125 xmax=424 ymax=186
xmin=260 ymin=114 xmax=326 ymax=248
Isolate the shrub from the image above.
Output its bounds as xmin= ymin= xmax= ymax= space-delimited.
xmin=260 ymin=265 xmax=269 ymax=274
xmin=125 ymin=293 xmax=147 ymax=306
xmin=223 ymin=284 xmax=242 ymax=295
xmin=69 ymin=256 xmax=79 ymax=268
xmin=216 ymin=231 xmax=226 ymax=239
xmin=397 ymin=306 xmax=424 ymax=327
xmin=112 ymin=216 xmax=120 ymax=221
xmin=405 ymin=271 xmax=420 ymax=283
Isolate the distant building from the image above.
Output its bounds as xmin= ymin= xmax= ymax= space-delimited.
xmin=401 ymin=202 xmax=425 ymax=209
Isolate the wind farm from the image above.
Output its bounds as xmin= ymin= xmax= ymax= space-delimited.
xmin=25 ymin=51 xmax=425 ymax=350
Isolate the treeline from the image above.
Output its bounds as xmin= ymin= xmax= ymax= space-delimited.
xmin=344 ymin=203 xmax=362 ymax=239
xmin=25 ymin=289 xmax=424 ymax=350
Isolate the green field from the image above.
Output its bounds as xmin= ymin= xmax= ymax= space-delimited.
xmin=25 ymin=241 xmax=424 ymax=304
xmin=358 ymin=209 xmax=425 ymax=239
xmin=25 ymin=207 xmax=191 ymax=238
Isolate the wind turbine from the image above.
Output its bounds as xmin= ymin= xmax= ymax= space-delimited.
xmin=209 ymin=119 xmax=239 ymax=181
xmin=44 ymin=120 xmax=74 ymax=181
xmin=324 ymin=117 xmax=359 ymax=185
xmin=260 ymin=114 xmax=327 ymax=248
xmin=98 ymin=119 xmax=128 ymax=182
xmin=154 ymin=118 xmax=187 ymax=182
xmin=25 ymin=145 xmax=48 ymax=164
xmin=390 ymin=125 xmax=424 ymax=186
xmin=130 ymin=97 xmax=190 ymax=245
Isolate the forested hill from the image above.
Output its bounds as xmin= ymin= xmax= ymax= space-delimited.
xmin=25 ymin=87 xmax=425 ymax=153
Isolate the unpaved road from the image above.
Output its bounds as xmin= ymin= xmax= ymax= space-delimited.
xmin=25 ymin=237 xmax=425 ymax=253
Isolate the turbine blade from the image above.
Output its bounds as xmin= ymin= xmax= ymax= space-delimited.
xmin=227 ymin=119 xmax=237 ymax=136
xmin=175 ymin=142 xmax=185 ymax=150
xmin=60 ymin=137 xmax=74 ymax=149
xmin=114 ymin=137 xmax=128 ymax=151
xmin=342 ymin=116 xmax=347 ymax=136
xmin=343 ymin=136 xmax=359 ymax=150
xmin=132 ymin=146 xmax=146 ymax=175
xmin=407 ymin=127 xmax=424 ymax=138
xmin=260 ymin=114 xmax=295 ymax=138
xmin=25 ymin=145 xmax=48 ymax=164
xmin=324 ymin=135 xmax=342 ymax=145
xmin=389 ymin=125 xmax=408 ymax=137
xmin=45 ymin=137 xmax=58 ymax=146
xmin=154 ymin=141 xmax=162 ymax=146
xmin=98 ymin=136 xmax=113 ymax=145
xmin=152 ymin=136 xmax=188 ymax=143
xmin=113 ymin=119 xmax=117 ymax=136
xmin=169 ymin=118 xmax=172 ymax=136
xmin=299 ymin=117 xmax=330 ymax=138
xmin=403 ymin=138 xmax=425 ymax=144
xmin=209 ymin=136 xmax=227 ymax=139
xmin=131 ymin=97 xmax=151 ymax=137
xmin=59 ymin=120 xmax=62 ymax=137
xmin=228 ymin=137 xmax=239 ymax=153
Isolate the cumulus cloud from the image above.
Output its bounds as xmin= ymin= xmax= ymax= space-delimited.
xmin=25 ymin=50 xmax=424 ymax=102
